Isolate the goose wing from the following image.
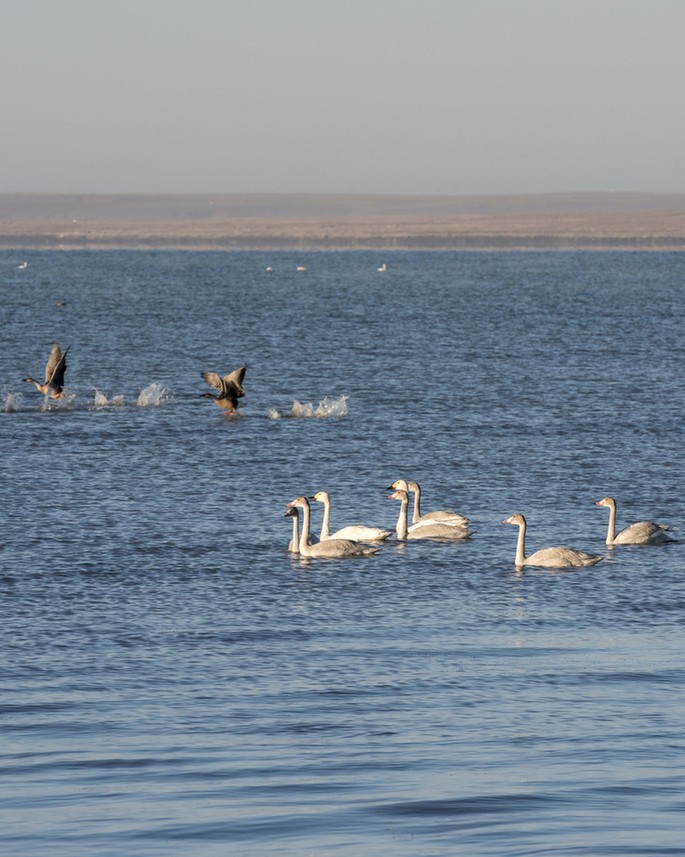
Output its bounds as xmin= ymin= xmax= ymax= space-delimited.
xmin=45 ymin=343 xmax=69 ymax=387
xmin=201 ymin=371 xmax=227 ymax=394
xmin=223 ymin=365 xmax=246 ymax=397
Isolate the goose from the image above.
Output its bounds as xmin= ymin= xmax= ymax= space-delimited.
xmin=595 ymin=497 xmax=673 ymax=545
xmin=502 ymin=513 xmax=603 ymax=568
xmin=23 ymin=342 xmax=70 ymax=399
xmin=286 ymin=496 xmax=379 ymax=558
xmin=310 ymin=490 xmax=392 ymax=542
xmin=388 ymin=489 xmax=470 ymax=540
xmin=200 ymin=365 xmax=246 ymax=412
xmin=388 ymin=480 xmax=469 ymax=530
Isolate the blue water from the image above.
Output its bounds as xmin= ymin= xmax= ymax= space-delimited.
xmin=2 ymin=250 xmax=685 ymax=856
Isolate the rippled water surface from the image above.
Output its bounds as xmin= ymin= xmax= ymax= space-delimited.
xmin=2 ymin=250 xmax=685 ymax=856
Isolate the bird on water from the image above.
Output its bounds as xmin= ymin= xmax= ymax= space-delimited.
xmin=200 ymin=365 xmax=247 ymax=412
xmin=22 ymin=342 xmax=70 ymax=399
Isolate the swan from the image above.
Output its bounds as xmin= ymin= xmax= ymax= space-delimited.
xmin=388 ymin=489 xmax=470 ymax=540
xmin=388 ymin=479 xmax=469 ymax=530
xmin=595 ymin=497 xmax=673 ymax=545
xmin=200 ymin=365 xmax=246 ymax=412
xmin=502 ymin=513 xmax=603 ymax=568
xmin=287 ymin=496 xmax=379 ymax=558
xmin=310 ymin=491 xmax=392 ymax=542
xmin=285 ymin=505 xmax=318 ymax=551
xmin=23 ymin=342 xmax=70 ymax=399
xmin=285 ymin=506 xmax=300 ymax=552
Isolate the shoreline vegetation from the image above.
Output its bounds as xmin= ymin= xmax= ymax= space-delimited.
xmin=2 ymin=192 xmax=685 ymax=250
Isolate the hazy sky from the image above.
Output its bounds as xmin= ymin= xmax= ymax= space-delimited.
xmin=3 ymin=0 xmax=685 ymax=195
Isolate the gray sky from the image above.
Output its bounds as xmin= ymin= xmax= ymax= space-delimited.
xmin=2 ymin=0 xmax=685 ymax=195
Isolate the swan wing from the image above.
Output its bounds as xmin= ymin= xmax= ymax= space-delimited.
xmin=525 ymin=546 xmax=602 ymax=568
xmin=330 ymin=525 xmax=392 ymax=542
xmin=615 ymin=521 xmax=673 ymax=545
xmin=408 ymin=522 xmax=470 ymax=540
xmin=307 ymin=537 xmax=378 ymax=557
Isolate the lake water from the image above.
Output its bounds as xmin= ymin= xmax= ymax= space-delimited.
xmin=2 ymin=249 xmax=685 ymax=856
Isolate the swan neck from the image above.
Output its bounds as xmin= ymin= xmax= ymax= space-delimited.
xmin=411 ymin=486 xmax=421 ymax=524
xmin=515 ymin=521 xmax=526 ymax=566
xmin=605 ymin=504 xmax=616 ymax=545
xmin=396 ymin=498 xmax=408 ymax=539
xmin=298 ymin=502 xmax=312 ymax=555
xmin=320 ymin=496 xmax=331 ymax=540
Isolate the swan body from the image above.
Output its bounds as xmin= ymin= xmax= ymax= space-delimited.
xmin=201 ymin=365 xmax=246 ymax=411
xmin=595 ymin=497 xmax=673 ymax=545
xmin=502 ymin=513 xmax=603 ymax=568
xmin=388 ymin=490 xmax=470 ymax=540
xmin=311 ymin=490 xmax=392 ymax=542
xmin=287 ymin=496 xmax=379 ymax=558
xmin=23 ymin=342 xmax=70 ymax=399
xmin=389 ymin=480 xmax=469 ymax=531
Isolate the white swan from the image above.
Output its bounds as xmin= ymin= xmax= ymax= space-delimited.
xmin=287 ymin=497 xmax=379 ymax=558
xmin=595 ymin=497 xmax=673 ymax=545
xmin=388 ymin=490 xmax=470 ymax=540
xmin=310 ymin=491 xmax=392 ymax=542
xmin=389 ymin=479 xmax=469 ymax=530
xmin=502 ymin=513 xmax=603 ymax=568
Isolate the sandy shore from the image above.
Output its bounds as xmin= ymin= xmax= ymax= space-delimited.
xmin=2 ymin=192 xmax=685 ymax=250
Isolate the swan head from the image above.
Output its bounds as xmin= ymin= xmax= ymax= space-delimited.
xmin=388 ymin=479 xmax=408 ymax=491
xmin=407 ymin=481 xmax=421 ymax=493
xmin=502 ymin=513 xmax=526 ymax=527
xmin=387 ymin=489 xmax=408 ymax=502
xmin=284 ymin=507 xmax=298 ymax=519
xmin=595 ymin=497 xmax=615 ymax=510
xmin=287 ymin=495 xmax=310 ymax=510
xmin=310 ymin=491 xmax=329 ymax=504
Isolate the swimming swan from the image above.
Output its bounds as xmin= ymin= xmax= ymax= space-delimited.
xmin=388 ymin=480 xmax=469 ymax=531
xmin=285 ymin=505 xmax=318 ymax=551
xmin=310 ymin=490 xmax=392 ymax=542
xmin=201 ymin=365 xmax=246 ymax=412
xmin=388 ymin=489 xmax=471 ymax=540
xmin=23 ymin=342 xmax=70 ymax=399
xmin=287 ymin=496 xmax=379 ymax=558
xmin=595 ymin=496 xmax=673 ymax=545
xmin=285 ymin=506 xmax=300 ymax=552
xmin=502 ymin=513 xmax=603 ymax=568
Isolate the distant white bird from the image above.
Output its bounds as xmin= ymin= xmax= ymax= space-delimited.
xmin=377 ymin=263 xmax=387 ymax=272
xmin=17 ymin=261 xmax=28 ymax=270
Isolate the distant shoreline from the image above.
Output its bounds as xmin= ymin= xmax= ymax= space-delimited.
xmin=2 ymin=192 xmax=685 ymax=250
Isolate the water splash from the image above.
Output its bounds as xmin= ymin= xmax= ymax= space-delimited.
xmin=93 ymin=389 xmax=126 ymax=407
xmin=136 ymin=383 xmax=172 ymax=407
xmin=2 ymin=392 xmax=20 ymax=412
xmin=271 ymin=394 xmax=349 ymax=419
